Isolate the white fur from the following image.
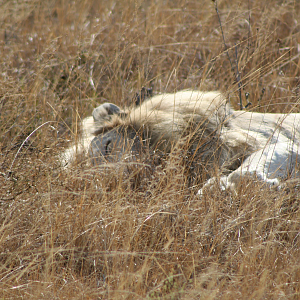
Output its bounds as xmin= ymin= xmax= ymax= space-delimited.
xmin=200 ymin=142 xmax=299 ymax=193
xmin=60 ymin=116 xmax=96 ymax=167
xmin=200 ymin=110 xmax=300 ymax=192
xmin=60 ymin=90 xmax=300 ymax=191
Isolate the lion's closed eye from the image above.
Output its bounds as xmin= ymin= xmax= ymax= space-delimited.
xmin=105 ymin=139 xmax=113 ymax=155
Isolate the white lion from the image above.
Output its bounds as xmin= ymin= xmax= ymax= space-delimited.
xmin=60 ymin=90 xmax=300 ymax=191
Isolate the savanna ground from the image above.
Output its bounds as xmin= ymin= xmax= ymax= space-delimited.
xmin=1 ymin=0 xmax=300 ymax=299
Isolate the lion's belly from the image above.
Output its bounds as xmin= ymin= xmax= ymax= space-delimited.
xmin=231 ymin=111 xmax=300 ymax=146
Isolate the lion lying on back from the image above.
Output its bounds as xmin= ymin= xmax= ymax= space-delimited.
xmin=61 ymin=90 xmax=300 ymax=191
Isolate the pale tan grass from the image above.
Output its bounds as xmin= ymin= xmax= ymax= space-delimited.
xmin=1 ymin=0 xmax=300 ymax=299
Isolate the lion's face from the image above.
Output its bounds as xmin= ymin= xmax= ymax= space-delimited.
xmin=88 ymin=126 xmax=144 ymax=165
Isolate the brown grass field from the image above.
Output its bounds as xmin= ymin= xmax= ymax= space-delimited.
xmin=1 ymin=0 xmax=300 ymax=298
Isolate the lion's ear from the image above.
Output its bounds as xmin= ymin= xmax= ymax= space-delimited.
xmin=133 ymin=87 xmax=153 ymax=106
xmin=92 ymin=103 xmax=124 ymax=122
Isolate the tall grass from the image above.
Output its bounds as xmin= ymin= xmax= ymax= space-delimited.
xmin=0 ymin=0 xmax=300 ymax=298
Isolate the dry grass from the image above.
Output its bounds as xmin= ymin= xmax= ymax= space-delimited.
xmin=1 ymin=0 xmax=300 ymax=299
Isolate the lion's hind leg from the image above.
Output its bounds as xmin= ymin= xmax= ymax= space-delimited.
xmin=199 ymin=140 xmax=300 ymax=194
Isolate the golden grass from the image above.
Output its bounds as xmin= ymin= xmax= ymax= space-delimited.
xmin=1 ymin=0 xmax=300 ymax=298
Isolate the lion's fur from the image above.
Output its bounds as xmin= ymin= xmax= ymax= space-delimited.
xmin=60 ymin=90 xmax=300 ymax=190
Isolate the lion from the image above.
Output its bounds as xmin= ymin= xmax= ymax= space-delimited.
xmin=60 ymin=90 xmax=300 ymax=191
